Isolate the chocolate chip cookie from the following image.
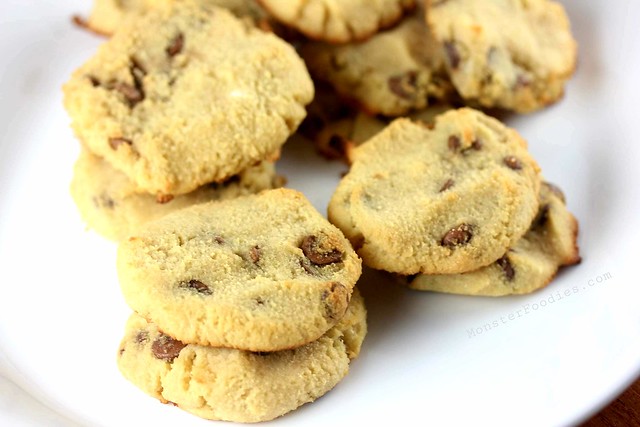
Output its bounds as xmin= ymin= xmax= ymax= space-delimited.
xmin=117 ymin=189 xmax=362 ymax=351
xmin=427 ymin=0 xmax=578 ymax=112
xmin=301 ymin=12 xmax=453 ymax=116
xmin=117 ymin=287 xmax=366 ymax=422
xmin=328 ymin=108 xmax=541 ymax=275
xmin=258 ymin=0 xmax=416 ymax=43
xmin=70 ymin=149 xmax=283 ymax=241
xmin=408 ymin=182 xmax=580 ymax=295
xmin=64 ymin=1 xmax=313 ymax=196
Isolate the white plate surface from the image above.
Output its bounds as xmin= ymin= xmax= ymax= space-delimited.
xmin=1 ymin=1 xmax=639 ymax=426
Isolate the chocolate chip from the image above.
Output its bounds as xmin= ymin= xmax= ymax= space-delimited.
xmin=496 ymin=255 xmax=515 ymax=281
xmin=88 ymin=75 xmax=100 ymax=87
xmin=448 ymin=135 xmax=461 ymax=151
xmin=250 ymin=246 xmax=261 ymax=264
xmin=135 ymin=331 xmax=149 ymax=344
xmin=93 ymin=193 xmax=115 ymax=209
xmin=214 ymin=236 xmax=225 ymax=244
xmin=151 ymin=334 xmax=186 ymax=362
xmin=181 ymin=279 xmax=212 ymax=295
xmin=112 ymin=58 xmax=146 ymax=107
xmin=72 ymin=15 xmax=89 ymax=30
xmin=156 ymin=194 xmax=174 ymax=204
xmin=471 ymin=139 xmax=483 ymax=150
xmin=130 ymin=57 xmax=147 ymax=79
xmin=300 ymin=235 xmax=343 ymax=265
xmin=254 ymin=297 xmax=265 ymax=306
xmin=439 ymin=179 xmax=455 ymax=192
xmin=113 ymin=81 xmax=143 ymax=106
xmin=388 ymin=71 xmax=418 ymax=100
xmin=444 ymin=41 xmax=461 ymax=69
xmin=166 ymin=33 xmax=184 ymax=57
xmin=503 ymin=156 xmax=523 ymax=170
xmin=108 ymin=137 xmax=133 ymax=150
xmin=441 ymin=224 xmax=473 ymax=247
xmin=321 ymin=282 xmax=349 ymax=321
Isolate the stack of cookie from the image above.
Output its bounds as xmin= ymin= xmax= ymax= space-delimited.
xmin=64 ymin=1 xmax=314 ymax=240
xmin=63 ymin=0 xmax=584 ymax=422
xmin=116 ymin=189 xmax=366 ymax=422
xmin=328 ymin=108 xmax=581 ymax=296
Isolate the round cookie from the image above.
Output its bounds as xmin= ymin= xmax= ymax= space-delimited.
xmin=427 ymin=0 xmax=578 ymax=113
xmin=64 ymin=2 xmax=313 ymax=196
xmin=407 ymin=182 xmax=581 ymax=295
xmin=301 ymin=13 xmax=454 ymax=116
xmin=82 ymin=0 xmax=269 ymax=36
xmin=117 ymin=188 xmax=362 ymax=351
xmin=117 ymin=288 xmax=366 ymax=422
xmin=257 ymin=0 xmax=416 ymax=43
xmin=70 ymin=149 xmax=283 ymax=241
xmin=328 ymin=108 xmax=542 ymax=275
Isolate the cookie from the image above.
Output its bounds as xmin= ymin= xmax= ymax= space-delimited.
xmin=70 ymin=149 xmax=283 ymax=241
xmin=407 ymin=182 xmax=580 ymax=295
xmin=117 ymin=288 xmax=366 ymax=422
xmin=257 ymin=0 xmax=416 ymax=43
xmin=427 ymin=0 xmax=578 ymax=112
xmin=301 ymin=13 xmax=454 ymax=116
xmin=82 ymin=0 xmax=269 ymax=36
xmin=328 ymin=108 xmax=541 ymax=275
xmin=63 ymin=2 xmax=313 ymax=196
xmin=117 ymin=188 xmax=362 ymax=351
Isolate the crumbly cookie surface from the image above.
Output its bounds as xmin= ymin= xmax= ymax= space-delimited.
xmin=117 ymin=288 xmax=366 ymax=423
xmin=408 ymin=182 xmax=580 ymax=295
xmin=301 ymin=13 xmax=453 ymax=116
xmin=70 ymin=149 xmax=282 ymax=241
xmin=64 ymin=2 xmax=313 ymax=196
xmin=328 ymin=108 xmax=541 ymax=275
xmin=117 ymin=189 xmax=362 ymax=351
xmin=84 ymin=0 xmax=268 ymax=35
xmin=258 ymin=0 xmax=416 ymax=43
xmin=427 ymin=0 xmax=577 ymax=112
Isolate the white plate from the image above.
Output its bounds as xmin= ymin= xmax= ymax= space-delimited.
xmin=1 ymin=1 xmax=639 ymax=426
